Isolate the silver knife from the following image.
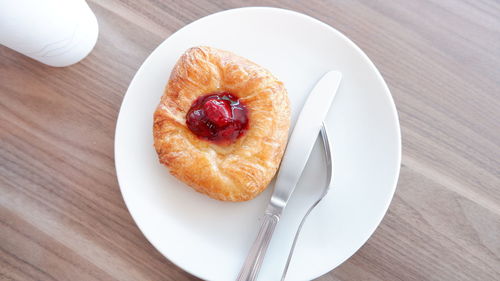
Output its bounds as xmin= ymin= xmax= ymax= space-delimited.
xmin=237 ymin=70 xmax=342 ymax=281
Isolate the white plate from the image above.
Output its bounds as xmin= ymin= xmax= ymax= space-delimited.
xmin=115 ymin=7 xmax=401 ymax=281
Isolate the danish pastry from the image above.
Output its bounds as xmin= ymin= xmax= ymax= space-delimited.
xmin=153 ymin=46 xmax=290 ymax=201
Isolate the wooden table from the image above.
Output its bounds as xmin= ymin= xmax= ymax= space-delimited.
xmin=1 ymin=1 xmax=499 ymax=280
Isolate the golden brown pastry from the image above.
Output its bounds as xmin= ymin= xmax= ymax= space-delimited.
xmin=153 ymin=46 xmax=290 ymax=201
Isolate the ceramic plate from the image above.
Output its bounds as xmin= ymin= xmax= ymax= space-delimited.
xmin=115 ymin=7 xmax=401 ymax=281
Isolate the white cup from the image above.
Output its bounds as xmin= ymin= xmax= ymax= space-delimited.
xmin=0 ymin=0 xmax=99 ymax=67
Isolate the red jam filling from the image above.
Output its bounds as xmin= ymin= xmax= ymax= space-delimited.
xmin=186 ymin=92 xmax=249 ymax=144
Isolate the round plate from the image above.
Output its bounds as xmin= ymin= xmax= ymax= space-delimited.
xmin=115 ymin=7 xmax=401 ymax=281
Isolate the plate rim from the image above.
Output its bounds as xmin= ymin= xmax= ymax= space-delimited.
xmin=114 ymin=6 xmax=401 ymax=281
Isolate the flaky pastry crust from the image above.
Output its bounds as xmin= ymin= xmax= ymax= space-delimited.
xmin=153 ymin=46 xmax=290 ymax=201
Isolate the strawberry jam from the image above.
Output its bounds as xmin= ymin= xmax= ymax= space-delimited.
xmin=186 ymin=92 xmax=249 ymax=144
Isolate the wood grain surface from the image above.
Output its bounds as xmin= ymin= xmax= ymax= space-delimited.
xmin=1 ymin=0 xmax=499 ymax=280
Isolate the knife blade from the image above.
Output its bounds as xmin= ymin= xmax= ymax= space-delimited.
xmin=237 ymin=70 xmax=342 ymax=281
xmin=270 ymin=70 xmax=342 ymax=212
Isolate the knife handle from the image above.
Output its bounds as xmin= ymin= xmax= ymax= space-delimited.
xmin=236 ymin=212 xmax=280 ymax=281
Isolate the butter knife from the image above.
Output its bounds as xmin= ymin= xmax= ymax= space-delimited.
xmin=236 ymin=70 xmax=342 ymax=281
